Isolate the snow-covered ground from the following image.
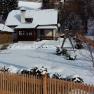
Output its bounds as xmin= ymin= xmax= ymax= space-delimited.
xmin=0 ymin=39 xmax=94 ymax=85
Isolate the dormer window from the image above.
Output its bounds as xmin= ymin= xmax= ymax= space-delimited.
xmin=25 ymin=18 xmax=33 ymax=23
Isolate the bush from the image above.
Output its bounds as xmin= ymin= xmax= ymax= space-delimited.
xmin=64 ymin=75 xmax=84 ymax=83
xmin=56 ymin=47 xmax=77 ymax=60
xmin=52 ymin=73 xmax=62 ymax=79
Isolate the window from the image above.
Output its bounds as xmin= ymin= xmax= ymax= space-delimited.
xmin=19 ymin=31 xmax=22 ymax=36
xmin=29 ymin=32 xmax=32 ymax=36
xmin=25 ymin=18 xmax=33 ymax=23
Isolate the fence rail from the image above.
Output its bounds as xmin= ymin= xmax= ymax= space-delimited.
xmin=0 ymin=73 xmax=94 ymax=94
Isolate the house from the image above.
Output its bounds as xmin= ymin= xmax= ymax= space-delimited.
xmin=6 ymin=8 xmax=58 ymax=41
xmin=0 ymin=24 xmax=13 ymax=44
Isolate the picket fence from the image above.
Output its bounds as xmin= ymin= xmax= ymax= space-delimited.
xmin=0 ymin=72 xmax=94 ymax=94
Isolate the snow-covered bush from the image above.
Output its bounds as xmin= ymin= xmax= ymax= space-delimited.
xmin=56 ymin=47 xmax=77 ymax=60
xmin=8 ymin=66 xmax=19 ymax=74
xmin=0 ymin=66 xmax=9 ymax=72
xmin=64 ymin=75 xmax=84 ymax=83
xmin=40 ymin=66 xmax=48 ymax=75
xmin=52 ymin=73 xmax=63 ymax=79
xmin=0 ymin=66 xmax=84 ymax=83
xmin=20 ymin=66 xmax=49 ymax=78
xmin=21 ymin=67 xmax=42 ymax=76
xmin=51 ymin=73 xmax=84 ymax=83
xmin=0 ymin=65 xmax=19 ymax=73
xmin=56 ymin=47 xmax=62 ymax=55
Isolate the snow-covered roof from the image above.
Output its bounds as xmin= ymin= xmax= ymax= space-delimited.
xmin=0 ymin=24 xmax=13 ymax=32
xmin=37 ymin=26 xmax=57 ymax=29
xmin=18 ymin=1 xmax=42 ymax=10
xmin=6 ymin=10 xmax=21 ymax=26
xmin=16 ymin=24 xmax=57 ymax=29
xmin=6 ymin=9 xmax=58 ymax=29
xmin=15 ymin=24 xmax=36 ymax=29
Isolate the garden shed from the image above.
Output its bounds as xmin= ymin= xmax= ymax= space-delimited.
xmin=0 ymin=24 xmax=13 ymax=44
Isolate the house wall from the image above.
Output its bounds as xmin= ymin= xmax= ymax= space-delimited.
xmin=44 ymin=30 xmax=56 ymax=40
xmin=0 ymin=32 xmax=13 ymax=44
xmin=37 ymin=29 xmax=54 ymax=40
xmin=39 ymin=30 xmax=53 ymax=40
xmin=14 ymin=29 xmax=57 ymax=41
xmin=15 ymin=30 xmax=37 ymax=41
xmin=37 ymin=29 xmax=58 ymax=40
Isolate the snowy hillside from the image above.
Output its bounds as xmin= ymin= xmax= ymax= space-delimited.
xmin=0 ymin=39 xmax=94 ymax=85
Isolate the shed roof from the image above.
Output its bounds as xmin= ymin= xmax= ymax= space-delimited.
xmin=0 ymin=24 xmax=13 ymax=32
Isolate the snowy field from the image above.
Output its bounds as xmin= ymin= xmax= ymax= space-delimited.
xmin=0 ymin=39 xmax=94 ymax=85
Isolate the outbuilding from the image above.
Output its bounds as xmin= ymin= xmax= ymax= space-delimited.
xmin=0 ymin=24 xmax=13 ymax=44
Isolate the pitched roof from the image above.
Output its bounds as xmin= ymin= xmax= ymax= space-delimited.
xmin=6 ymin=10 xmax=21 ymax=26
xmin=0 ymin=24 xmax=13 ymax=32
xmin=6 ymin=9 xmax=58 ymax=29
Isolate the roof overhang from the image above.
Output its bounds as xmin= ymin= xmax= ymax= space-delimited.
xmin=15 ymin=24 xmax=58 ymax=30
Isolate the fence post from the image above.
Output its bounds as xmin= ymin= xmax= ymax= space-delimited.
xmin=43 ymin=73 xmax=47 ymax=94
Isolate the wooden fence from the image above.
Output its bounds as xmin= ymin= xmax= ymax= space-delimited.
xmin=0 ymin=73 xmax=94 ymax=94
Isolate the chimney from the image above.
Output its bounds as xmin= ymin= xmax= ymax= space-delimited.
xmin=20 ymin=7 xmax=26 ymax=23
